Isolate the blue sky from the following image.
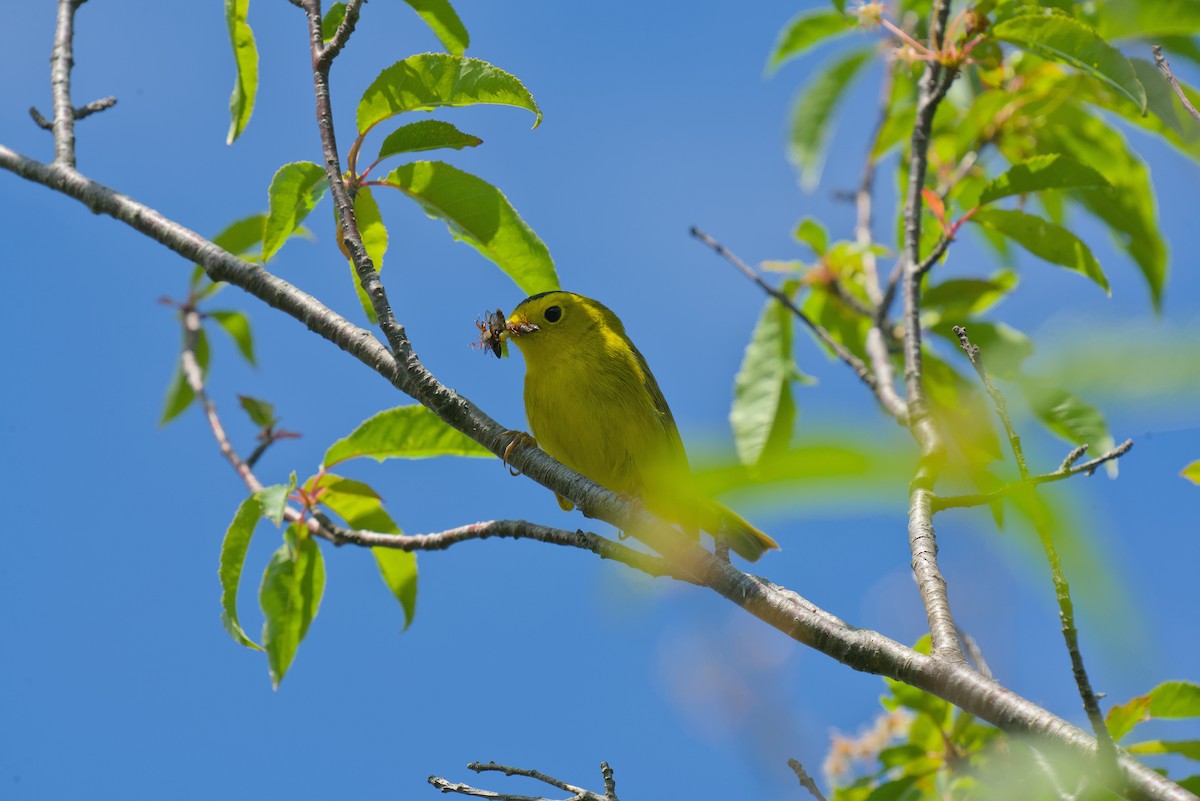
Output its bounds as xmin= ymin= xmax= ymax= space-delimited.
xmin=2 ymin=2 xmax=1198 ymax=799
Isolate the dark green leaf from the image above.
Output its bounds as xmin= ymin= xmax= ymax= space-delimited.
xmin=864 ymin=776 xmax=918 ymax=801
xmin=765 ymin=9 xmax=856 ymax=74
xmin=219 ymin=496 xmax=264 ymax=651
xmin=346 ymin=186 xmax=388 ymax=324
xmin=377 ymin=120 xmax=483 ymax=160
xmin=256 ymin=478 xmax=294 ymax=526
xmin=789 ymin=49 xmax=872 ymax=192
xmin=1020 ymin=379 xmax=1116 ymax=476
xmin=971 ymin=208 xmax=1109 ymax=293
xmin=323 ymin=405 xmax=492 ymax=466
xmin=976 ymin=155 xmax=1109 ymax=205
xmin=321 ymin=2 xmax=346 ymax=42
xmin=793 ymin=217 xmax=828 ymax=255
xmin=380 ymin=160 xmax=558 ymax=295
xmin=209 ymin=310 xmax=256 ymax=366
xmin=402 ymin=0 xmax=470 ymax=56
xmin=260 ymin=529 xmax=325 ymax=689
xmin=263 ymin=162 xmax=329 ymax=262
xmin=730 ymin=298 xmax=798 ymax=466
xmin=160 ymin=327 xmax=210 ymax=426
xmin=1183 ymin=461 xmax=1200 ymax=485
xmin=224 ymin=0 xmax=258 ymax=144
xmin=1096 ymin=0 xmax=1200 ymax=39
xmin=356 ymin=54 xmax=541 ymax=135
xmin=992 ymin=15 xmax=1146 ymax=112
xmin=238 ymin=395 xmax=277 ymax=429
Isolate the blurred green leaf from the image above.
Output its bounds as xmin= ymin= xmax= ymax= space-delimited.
xmin=1095 ymin=0 xmax=1200 ymax=39
xmin=260 ymin=528 xmax=325 ymax=689
xmin=789 ymin=49 xmax=872 ymax=192
xmin=1183 ymin=461 xmax=1200 ymax=485
xmin=765 ymin=8 xmax=856 ymax=74
xmin=931 ymin=321 xmax=1033 ymax=380
xmin=883 ymin=678 xmax=951 ymax=727
xmin=971 ymin=209 xmax=1109 ymax=294
xmin=219 ymin=496 xmax=264 ymax=651
xmin=324 ymin=405 xmax=492 ymax=467
xmin=263 ymin=162 xmax=328 ymax=262
xmin=922 ymin=271 xmax=1017 ymax=322
xmin=863 ymin=776 xmax=918 ymax=801
xmin=346 ymin=186 xmax=388 ymax=324
xmin=238 ymin=395 xmax=277 ymax=429
xmin=924 ymin=351 xmax=1003 ymax=465
xmin=794 ymin=217 xmax=828 ymax=255
xmin=1126 ymin=740 xmax=1200 ymax=762
xmin=993 ymin=15 xmax=1146 ymax=112
xmin=321 ymin=2 xmax=346 ymax=42
xmin=224 ymin=0 xmax=258 ymax=145
xmin=730 ymin=298 xmax=798 ymax=467
xmin=377 ymin=120 xmax=483 ymax=160
xmin=1020 ymin=379 xmax=1117 ymax=477
xmin=803 ymin=286 xmax=870 ymax=362
xmin=380 ymin=160 xmax=558 ymax=295
xmin=356 ymin=54 xmax=540 ymax=135
xmin=976 ymin=155 xmax=1108 ymax=206
xmin=402 ymin=0 xmax=470 ymax=56
xmin=209 ymin=310 xmax=256 ymax=366
xmin=160 ymin=327 xmax=210 ymax=426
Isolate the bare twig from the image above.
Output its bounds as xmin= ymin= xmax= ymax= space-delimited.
xmin=429 ymin=761 xmax=618 ymax=801
xmin=690 ymin=226 xmax=909 ymax=424
xmin=1153 ymin=45 xmax=1200 ymax=125
xmin=32 ymin=95 xmax=117 ymax=130
xmin=788 ymin=758 xmax=828 ymax=801
xmin=957 ymin=626 xmax=993 ymax=680
xmin=49 ymin=0 xmax=88 ymax=166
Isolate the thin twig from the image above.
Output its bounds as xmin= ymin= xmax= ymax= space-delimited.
xmin=429 ymin=761 xmax=617 ymax=801
xmin=34 ymin=95 xmax=118 ymax=130
xmin=319 ymin=0 xmax=365 ymax=66
xmin=956 ymin=626 xmax=993 ymax=679
xmin=1153 ymin=45 xmax=1200 ymax=124
xmin=953 ymin=325 xmax=1030 ymax=478
xmin=49 ymin=0 xmax=88 ymax=166
xmin=690 ymin=226 xmax=908 ymax=424
xmin=787 ymin=758 xmax=828 ymax=801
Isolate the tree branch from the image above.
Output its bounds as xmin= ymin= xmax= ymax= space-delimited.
xmin=429 ymin=761 xmax=618 ymax=801
xmin=788 ymin=757 xmax=828 ymax=801
xmin=49 ymin=0 xmax=88 ymax=166
xmin=319 ymin=0 xmax=365 ymax=66
xmin=1153 ymin=45 xmax=1200 ymax=125
xmin=29 ymin=95 xmax=116 ymax=131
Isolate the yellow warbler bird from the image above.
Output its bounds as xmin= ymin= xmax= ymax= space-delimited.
xmin=503 ymin=290 xmax=779 ymax=562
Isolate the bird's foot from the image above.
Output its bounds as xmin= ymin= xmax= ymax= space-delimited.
xmin=502 ymin=430 xmax=538 ymax=476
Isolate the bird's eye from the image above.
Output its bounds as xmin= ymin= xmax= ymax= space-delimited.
xmin=544 ymin=305 xmax=562 ymax=323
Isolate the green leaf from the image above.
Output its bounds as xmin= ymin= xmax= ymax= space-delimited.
xmin=765 ymin=9 xmax=856 ymax=74
xmin=356 ymin=54 xmax=541 ymax=135
xmin=256 ymin=479 xmax=294 ymax=526
xmin=314 ymin=475 xmax=418 ymax=628
xmin=1126 ymin=740 xmax=1200 ymax=762
xmin=323 ymin=404 xmax=492 ymax=467
xmin=260 ymin=529 xmax=325 ymax=689
xmin=924 ymin=351 xmax=1002 ymax=465
xmin=730 ymin=298 xmax=798 ymax=467
xmin=864 ymin=776 xmax=919 ymax=801
xmin=321 ymin=2 xmax=346 ymax=43
xmin=976 ymin=155 xmax=1109 ymax=205
xmin=1183 ymin=461 xmax=1200 ymax=485
xmin=224 ymin=0 xmax=258 ymax=145
xmin=213 ymin=214 xmax=268 ymax=258
xmin=788 ymin=49 xmax=872 ymax=192
xmin=219 ymin=496 xmax=264 ymax=651
xmin=402 ymin=0 xmax=470 ymax=56
xmin=793 ymin=217 xmax=828 ymax=255
xmin=346 ymin=186 xmax=388 ymax=324
xmin=263 ymin=162 xmax=328 ymax=262
xmin=1020 ymin=379 xmax=1117 ymax=476
xmin=209 ymin=310 xmax=256 ymax=366
xmin=992 ymin=14 xmax=1147 ymax=112
xmin=380 ymin=160 xmax=559 ymax=295
xmin=922 ymin=271 xmax=1017 ymax=322
xmin=377 ymin=120 xmax=483 ymax=160
xmin=1130 ymin=58 xmax=1186 ymax=138
xmin=971 ymin=208 xmax=1109 ymax=293
xmin=883 ymin=678 xmax=951 ymax=726
xmin=160 ymin=327 xmax=210 ymax=426
xmin=1096 ymin=0 xmax=1200 ymax=39
xmin=238 ymin=395 xmax=277 ymax=429
xmin=1148 ymin=680 xmax=1200 ymax=718
xmin=803 ymin=286 xmax=869 ymax=362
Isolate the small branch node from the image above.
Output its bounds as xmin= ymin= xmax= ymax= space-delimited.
xmin=788 ymin=758 xmax=829 ymax=801
xmin=1153 ymin=44 xmax=1200 ymax=124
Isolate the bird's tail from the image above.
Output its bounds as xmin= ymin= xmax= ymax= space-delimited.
xmin=708 ymin=502 xmax=779 ymax=562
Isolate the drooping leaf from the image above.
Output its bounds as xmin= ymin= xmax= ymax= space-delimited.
xmin=321 ymin=2 xmax=347 ymax=42
xmin=380 ymin=160 xmax=558 ymax=294
xmin=1020 ymin=379 xmax=1117 ymax=476
xmin=323 ymin=405 xmax=492 ymax=467
xmin=263 ymin=162 xmax=329 ymax=262
xmin=260 ymin=529 xmax=325 ymax=689
xmin=256 ymin=478 xmax=295 ymax=527
xmin=209 ymin=310 xmax=256 ymax=366
xmin=402 ymin=0 xmax=470 ymax=56
xmin=976 ymin=155 xmax=1109 ymax=205
xmin=1125 ymin=740 xmax=1200 ymax=762
xmin=219 ymin=496 xmax=264 ymax=650
xmin=1183 ymin=461 xmax=1200 ymax=485
xmin=224 ymin=0 xmax=258 ymax=144
xmin=793 ymin=217 xmax=828 ymax=255
xmin=356 ymin=54 xmax=541 ymax=135
xmin=160 ymin=327 xmax=210 ymax=426
xmin=765 ymin=8 xmax=856 ymax=74
xmin=313 ymin=475 xmax=418 ymax=628
xmin=345 ymin=186 xmax=388 ymax=324
xmin=730 ymin=298 xmax=798 ymax=466
xmin=376 ymin=120 xmax=483 ymax=161
xmin=992 ymin=15 xmax=1147 ymax=112
xmin=788 ymin=49 xmax=872 ymax=192
xmin=238 ymin=395 xmax=277 ymax=429
xmin=971 ymin=208 xmax=1109 ymax=293
xmin=1095 ymin=0 xmax=1200 ymax=40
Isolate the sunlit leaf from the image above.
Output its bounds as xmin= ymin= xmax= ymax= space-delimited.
xmin=794 ymin=217 xmax=828 ymax=255
xmin=402 ymin=0 xmax=470 ymax=56
xmin=993 ymin=15 xmax=1146 ymax=112
xmin=730 ymin=298 xmax=798 ymax=466
xmin=971 ymin=208 xmax=1109 ymax=293
xmin=160 ymin=327 xmax=210 ymax=426
xmin=209 ymin=310 xmax=256 ymax=366
xmin=344 ymin=186 xmax=388 ymax=324
xmin=1095 ymin=0 xmax=1200 ymax=39
xmin=263 ymin=162 xmax=328 ymax=262
xmin=260 ymin=529 xmax=325 ymax=689
xmin=376 ymin=120 xmax=483 ymax=161
xmin=212 ymin=214 xmax=268 ymax=258
xmin=1148 ymin=680 xmax=1200 ymax=718
xmin=356 ymin=54 xmax=541 ymax=135
xmin=224 ymin=0 xmax=258 ymax=144
xmin=323 ymin=404 xmax=492 ymax=467
xmin=765 ymin=8 xmax=856 ymax=74
xmin=380 ymin=160 xmax=558 ymax=294
xmin=219 ymin=496 xmax=264 ymax=651
xmin=256 ymin=478 xmax=295 ymax=527
xmin=922 ymin=271 xmax=1017 ymax=322
xmin=1183 ymin=461 xmax=1200 ymax=485
xmin=1106 ymin=694 xmax=1151 ymax=741
xmin=789 ymin=49 xmax=872 ymax=192
xmin=976 ymin=155 xmax=1109 ymax=205
xmin=1125 ymin=740 xmax=1200 ymax=762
